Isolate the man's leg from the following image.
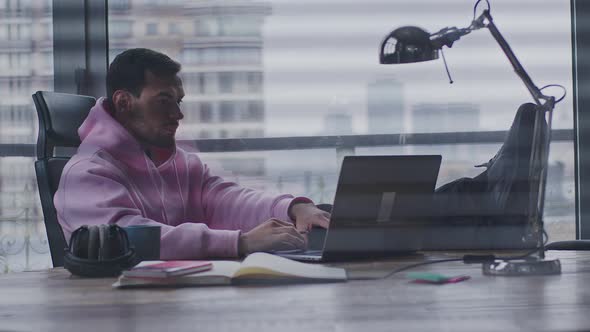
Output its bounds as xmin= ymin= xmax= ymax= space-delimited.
xmin=429 ymin=103 xmax=542 ymax=223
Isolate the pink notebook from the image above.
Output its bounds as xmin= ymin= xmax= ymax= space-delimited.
xmin=123 ymin=260 xmax=213 ymax=278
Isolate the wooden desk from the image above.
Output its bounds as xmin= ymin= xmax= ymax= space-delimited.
xmin=1 ymin=251 xmax=590 ymax=332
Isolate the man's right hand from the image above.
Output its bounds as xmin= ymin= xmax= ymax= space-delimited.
xmin=238 ymin=218 xmax=307 ymax=256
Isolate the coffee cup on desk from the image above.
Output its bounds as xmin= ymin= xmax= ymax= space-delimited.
xmin=123 ymin=225 xmax=161 ymax=262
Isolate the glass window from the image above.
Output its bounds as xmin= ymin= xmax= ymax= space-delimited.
xmin=41 ymin=51 xmax=52 ymax=70
xmin=182 ymin=48 xmax=201 ymax=65
xmin=219 ymin=47 xmax=261 ymax=65
xmin=247 ymin=72 xmax=262 ymax=93
xmin=199 ymin=102 xmax=213 ymax=123
xmin=0 ymin=25 xmax=6 ymax=40
xmin=179 ymin=101 xmax=196 ymax=122
xmin=219 ymin=72 xmax=233 ymax=93
xmin=146 ymin=22 xmax=158 ymax=36
xmin=202 ymin=72 xmax=217 ymax=94
xmin=42 ymin=0 xmax=51 ymax=12
xmin=180 ymin=72 xmax=200 ymax=95
xmin=219 ymin=101 xmax=236 ymax=122
xmin=202 ymin=48 xmax=218 ymax=65
xmin=242 ymin=101 xmax=264 ymax=121
xmin=194 ymin=17 xmax=218 ymax=37
xmin=168 ymin=22 xmax=182 ymax=35
xmin=110 ymin=0 xmax=130 ymax=11
xmin=107 ymin=0 xmax=575 ymax=243
xmin=41 ymin=22 xmax=52 ymax=40
xmin=0 ymin=0 xmax=53 ymax=273
xmin=219 ymin=15 xmax=261 ymax=37
xmin=199 ymin=130 xmax=211 ymax=139
xmin=0 ymin=53 xmax=8 ymax=68
xmin=110 ymin=20 xmax=133 ymax=39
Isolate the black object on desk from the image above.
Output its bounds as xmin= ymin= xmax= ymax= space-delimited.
xmin=63 ymin=224 xmax=137 ymax=277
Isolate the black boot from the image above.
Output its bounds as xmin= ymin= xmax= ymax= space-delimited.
xmin=432 ymin=102 xmax=545 ymax=222
xmin=479 ymin=102 xmax=545 ymax=221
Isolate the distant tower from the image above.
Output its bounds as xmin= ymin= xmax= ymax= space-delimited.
xmin=323 ymin=98 xmax=353 ymax=135
xmin=412 ymin=103 xmax=480 ymax=133
xmin=323 ymin=113 xmax=353 ymax=136
xmin=367 ymin=78 xmax=404 ymax=134
xmin=411 ymin=103 xmax=480 ymax=163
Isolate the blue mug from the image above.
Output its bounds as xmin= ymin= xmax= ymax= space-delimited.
xmin=123 ymin=225 xmax=161 ymax=261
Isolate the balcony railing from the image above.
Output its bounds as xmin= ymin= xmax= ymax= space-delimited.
xmin=0 ymin=129 xmax=575 ymax=157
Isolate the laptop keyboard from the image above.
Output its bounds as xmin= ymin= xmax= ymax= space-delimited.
xmin=273 ymin=249 xmax=323 ymax=256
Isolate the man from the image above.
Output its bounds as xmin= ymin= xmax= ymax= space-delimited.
xmin=54 ymin=48 xmax=330 ymax=259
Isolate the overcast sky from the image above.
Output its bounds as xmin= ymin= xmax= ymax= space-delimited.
xmin=262 ymin=0 xmax=573 ymax=136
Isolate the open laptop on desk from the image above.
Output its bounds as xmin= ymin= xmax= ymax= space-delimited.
xmin=276 ymin=155 xmax=442 ymax=262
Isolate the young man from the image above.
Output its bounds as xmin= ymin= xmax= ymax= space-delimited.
xmin=54 ymin=48 xmax=329 ymax=259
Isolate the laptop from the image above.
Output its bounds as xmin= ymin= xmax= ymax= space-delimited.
xmin=276 ymin=155 xmax=442 ymax=262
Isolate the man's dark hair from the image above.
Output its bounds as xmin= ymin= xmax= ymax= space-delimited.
xmin=106 ymin=48 xmax=181 ymax=101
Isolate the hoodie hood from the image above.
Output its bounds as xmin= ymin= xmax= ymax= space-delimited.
xmin=78 ymin=97 xmax=174 ymax=169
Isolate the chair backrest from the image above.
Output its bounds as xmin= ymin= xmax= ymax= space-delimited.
xmin=32 ymin=91 xmax=96 ymax=267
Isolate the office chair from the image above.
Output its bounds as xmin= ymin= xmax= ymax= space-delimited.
xmin=32 ymin=91 xmax=96 ymax=267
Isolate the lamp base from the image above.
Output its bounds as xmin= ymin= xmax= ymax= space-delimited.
xmin=482 ymin=258 xmax=561 ymax=276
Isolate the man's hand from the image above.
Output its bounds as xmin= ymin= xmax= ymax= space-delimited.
xmin=238 ymin=218 xmax=307 ymax=256
xmin=290 ymin=203 xmax=330 ymax=232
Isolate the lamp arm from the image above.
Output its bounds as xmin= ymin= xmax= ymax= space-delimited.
xmin=480 ymin=10 xmax=548 ymax=106
xmin=479 ymin=10 xmax=556 ymax=258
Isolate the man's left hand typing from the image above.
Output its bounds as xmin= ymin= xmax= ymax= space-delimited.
xmin=290 ymin=203 xmax=330 ymax=232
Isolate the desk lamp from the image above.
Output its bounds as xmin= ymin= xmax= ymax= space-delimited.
xmin=379 ymin=0 xmax=564 ymax=275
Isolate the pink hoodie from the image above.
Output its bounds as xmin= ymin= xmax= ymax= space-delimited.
xmin=54 ymin=98 xmax=296 ymax=259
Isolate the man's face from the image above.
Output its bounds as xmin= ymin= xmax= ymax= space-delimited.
xmin=123 ymin=70 xmax=185 ymax=148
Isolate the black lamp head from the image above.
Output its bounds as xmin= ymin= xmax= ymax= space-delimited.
xmin=379 ymin=26 xmax=439 ymax=64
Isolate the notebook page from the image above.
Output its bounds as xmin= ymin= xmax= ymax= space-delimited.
xmin=233 ymin=252 xmax=346 ymax=280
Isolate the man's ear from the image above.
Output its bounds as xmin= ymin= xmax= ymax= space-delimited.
xmin=111 ymin=90 xmax=133 ymax=114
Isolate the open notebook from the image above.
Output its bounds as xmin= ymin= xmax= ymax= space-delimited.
xmin=113 ymin=252 xmax=347 ymax=288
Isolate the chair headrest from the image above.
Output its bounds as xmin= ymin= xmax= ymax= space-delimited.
xmin=34 ymin=91 xmax=96 ymax=147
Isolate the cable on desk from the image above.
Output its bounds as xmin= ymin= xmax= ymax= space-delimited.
xmin=379 ymin=230 xmax=550 ymax=279
xmin=380 ymin=258 xmax=464 ymax=279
